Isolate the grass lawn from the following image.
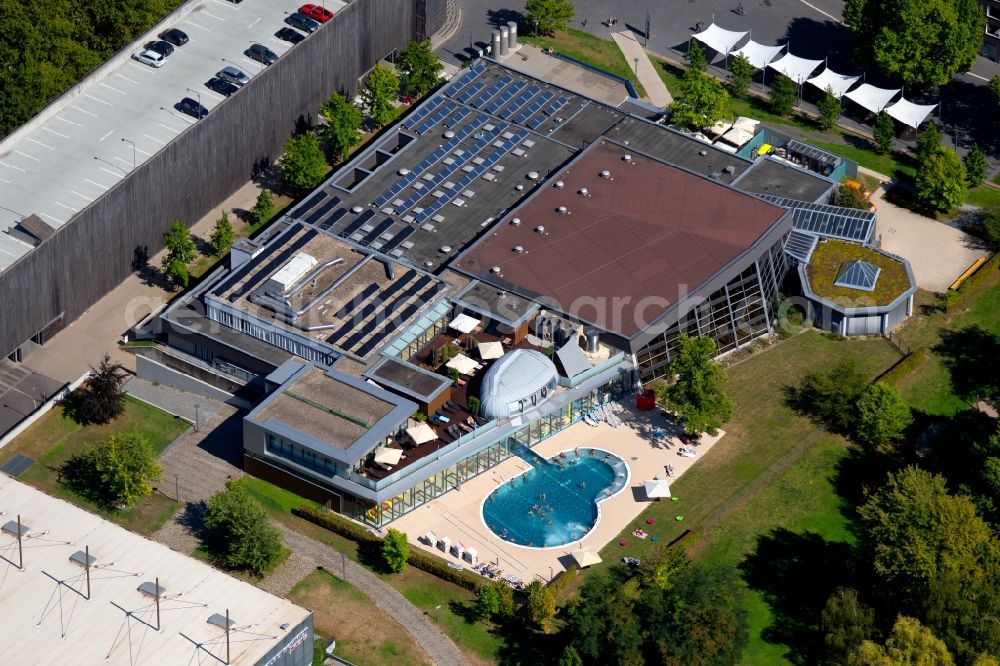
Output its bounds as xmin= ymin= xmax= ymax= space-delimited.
xmin=242 ymin=476 xmax=504 ymax=664
xmin=964 ymin=185 xmax=1000 ymax=209
xmin=522 ymin=28 xmax=647 ymax=98
xmin=0 ymin=396 xmax=188 ymax=535
xmin=290 ymin=571 xmax=431 ymax=666
xmin=894 ymin=270 xmax=1000 ymax=416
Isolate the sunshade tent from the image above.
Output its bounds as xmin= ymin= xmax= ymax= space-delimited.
xmin=407 ymin=422 xmax=437 ymax=444
xmin=691 ymin=23 xmax=748 ymax=57
xmin=844 ymin=84 xmax=901 ymax=114
xmin=448 ymin=313 xmax=480 ymax=334
xmin=706 ymin=119 xmax=734 ymax=137
xmin=571 ymin=549 xmax=603 ymax=568
xmin=884 ymin=97 xmax=937 ymax=129
xmin=767 ymin=53 xmax=823 ymax=83
xmin=806 ymin=67 xmax=860 ymax=99
xmin=719 ymin=116 xmax=760 ymax=147
xmin=446 ymin=353 xmax=479 ymax=375
xmin=478 ymin=341 xmax=504 ymax=360
xmin=374 ymin=447 xmax=404 ymax=465
xmin=730 ymin=40 xmax=785 ymax=69
xmin=644 ymin=478 xmax=672 ymax=499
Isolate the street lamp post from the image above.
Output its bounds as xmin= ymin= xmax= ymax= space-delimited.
xmin=634 ymin=57 xmax=639 ymax=79
xmin=121 ymin=137 xmax=136 ymax=170
xmin=194 ymin=403 xmax=201 ymax=432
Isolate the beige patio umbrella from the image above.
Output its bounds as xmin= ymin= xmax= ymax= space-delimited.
xmin=446 ymin=353 xmax=479 ymax=375
xmin=373 ymin=447 xmax=404 ymax=465
xmin=644 ymin=478 xmax=671 ymax=499
xmin=406 ymin=422 xmax=437 ymax=445
xmin=477 ymin=340 xmax=504 ymax=360
xmin=570 ymin=549 xmax=602 ymax=568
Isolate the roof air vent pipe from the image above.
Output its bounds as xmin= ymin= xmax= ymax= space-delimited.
xmin=535 ymin=225 xmax=545 ymax=233
xmin=699 ymin=150 xmax=708 ymax=156
xmin=491 ymin=265 xmax=502 ymax=274
xmin=513 ymin=245 xmax=524 ymax=253
xmin=600 ymin=170 xmax=612 ymax=179
xmin=557 ymin=206 xmax=569 ymax=214
xmin=578 ymin=187 xmax=590 ymax=197
xmin=623 ymin=154 xmax=633 ymax=163
xmin=554 ymin=180 xmax=564 ymax=189
xmin=398 ymin=168 xmax=410 ymax=176
xmin=511 ymin=217 xmax=521 ymax=226
xmin=443 ymin=130 xmax=455 ymax=139
xmin=527 ymin=171 xmax=539 ymax=180
xmin=351 ymin=205 xmax=364 ymax=213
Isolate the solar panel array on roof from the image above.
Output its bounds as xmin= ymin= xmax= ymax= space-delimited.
xmin=485 ymin=79 xmax=527 ymax=114
xmin=340 ymin=210 xmax=375 ymax=239
xmin=444 ymin=62 xmax=487 ymax=99
xmin=402 ymin=96 xmax=447 ymax=130
xmin=499 ymin=85 xmax=541 ymax=120
xmin=318 ymin=208 xmax=348 ymax=231
xmin=754 ymin=194 xmax=875 ymax=242
xmin=784 ymin=229 xmax=819 ymax=263
xmin=513 ymin=91 xmax=553 ymax=125
xmin=457 ymin=80 xmax=486 ymax=103
xmin=472 ymin=76 xmax=513 ymax=108
xmin=413 ymin=100 xmax=459 ymax=134
xmin=304 ymin=196 xmax=342 ymax=225
xmin=786 ymin=139 xmax=841 ymax=168
xmin=834 ymin=260 xmax=881 ymax=291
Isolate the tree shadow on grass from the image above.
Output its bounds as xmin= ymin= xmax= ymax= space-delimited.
xmin=934 ymin=326 xmax=1000 ymax=402
xmin=831 ymin=444 xmax=903 ymax=535
xmin=740 ymin=528 xmax=860 ymax=665
xmin=494 ymin=618 xmax=566 ymax=666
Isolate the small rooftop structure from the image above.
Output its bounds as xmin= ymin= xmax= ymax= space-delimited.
xmin=834 ymin=260 xmax=881 ymax=292
xmin=803 ymin=240 xmax=912 ymax=308
xmin=734 ymin=157 xmax=835 ymax=202
xmin=0 ymin=476 xmax=311 ymax=665
xmin=365 ymin=356 xmax=452 ymax=404
xmin=480 ymin=348 xmax=558 ymax=419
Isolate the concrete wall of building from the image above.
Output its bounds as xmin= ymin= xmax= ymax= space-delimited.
xmin=0 ymin=0 xmax=445 ymax=360
xmin=135 ymin=355 xmax=238 ymax=403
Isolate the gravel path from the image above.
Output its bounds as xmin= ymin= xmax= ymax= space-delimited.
xmin=151 ymin=405 xmax=466 ymax=666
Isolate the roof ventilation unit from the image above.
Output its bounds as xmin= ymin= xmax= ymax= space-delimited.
xmin=578 ymin=187 xmax=589 ymax=197
xmin=709 ymin=171 xmax=722 ymax=180
xmin=440 ymin=245 xmax=452 ymax=253
xmin=535 ymin=225 xmax=545 ymax=233
xmin=723 ymin=165 xmax=736 ymax=175
xmin=557 ymin=206 xmax=568 ymax=214
xmin=600 ymin=170 xmax=611 ymax=179
xmin=527 ymin=171 xmax=539 ymax=180
xmin=512 ymin=245 xmax=524 ymax=253
xmin=515 ymin=184 xmax=524 ymax=191
xmin=443 ymin=130 xmax=455 ymax=139
xmin=351 ymin=205 xmax=364 ymax=213
xmin=554 ymin=180 xmax=565 ymax=189
xmin=398 ymin=168 xmax=410 ymax=176
xmin=698 ymin=150 xmax=708 ymax=156
xmin=511 ymin=217 xmax=521 ymax=226
xmin=623 ymin=154 xmax=633 ymax=163
xmin=491 ymin=265 xmax=502 ymax=274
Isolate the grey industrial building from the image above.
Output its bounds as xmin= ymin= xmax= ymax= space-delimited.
xmin=150 ymin=59 xmax=911 ymax=526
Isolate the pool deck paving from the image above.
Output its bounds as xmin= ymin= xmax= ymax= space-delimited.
xmin=390 ymin=404 xmax=723 ymax=585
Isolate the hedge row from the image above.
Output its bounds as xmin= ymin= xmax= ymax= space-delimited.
xmin=877 ymin=346 xmax=929 ymax=386
xmin=292 ymin=505 xmax=486 ymax=592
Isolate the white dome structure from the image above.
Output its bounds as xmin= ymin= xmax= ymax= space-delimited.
xmin=479 ymin=349 xmax=558 ymax=420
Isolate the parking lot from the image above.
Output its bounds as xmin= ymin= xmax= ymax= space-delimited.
xmin=0 ymin=0 xmax=347 ymax=271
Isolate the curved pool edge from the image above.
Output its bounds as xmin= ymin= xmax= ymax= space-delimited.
xmin=478 ymin=446 xmax=632 ymax=552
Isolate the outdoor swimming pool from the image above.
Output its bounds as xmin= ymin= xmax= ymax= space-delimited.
xmin=482 ymin=448 xmax=629 ymax=548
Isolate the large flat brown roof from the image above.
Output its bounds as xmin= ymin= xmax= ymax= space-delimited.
xmin=454 ymin=141 xmax=786 ymax=336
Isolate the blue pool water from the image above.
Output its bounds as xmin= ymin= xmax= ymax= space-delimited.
xmin=482 ymin=448 xmax=628 ymax=548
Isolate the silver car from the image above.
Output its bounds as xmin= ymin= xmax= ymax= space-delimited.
xmin=217 ymin=65 xmax=250 ymax=87
xmin=133 ymin=50 xmax=165 ymax=68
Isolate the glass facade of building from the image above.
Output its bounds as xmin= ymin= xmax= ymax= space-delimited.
xmin=349 ymin=375 xmax=631 ymax=527
xmin=635 ymin=239 xmax=787 ymax=381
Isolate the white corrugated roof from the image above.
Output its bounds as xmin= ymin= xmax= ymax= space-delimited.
xmin=480 ymin=349 xmax=557 ymax=419
xmin=0 ymin=475 xmax=310 ymax=665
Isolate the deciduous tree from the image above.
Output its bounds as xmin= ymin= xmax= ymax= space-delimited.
xmin=843 ymin=0 xmax=984 ymax=86
xmin=88 ymin=431 xmax=161 ymax=507
xmin=252 ymin=189 xmax=274 ymax=226
xmin=816 ymin=86 xmax=841 ymax=131
xmin=557 ymin=646 xmax=584 ymax=666
xmin=524 ymin=580 xmax=557 ymax=632
xmin=657 ymin=335 xmax=733 ymax=436
xmin=873 ymin=112 xmax=895 ymax=155
xmin=210 ymin=210 xmax=234 ymax=256
xmin=161 ymin=219 xmax=196 ymax=287
xmin=381 ymin=528 xmax=409 ymax=573
xmin=854 ymin=382 xmax=912 ymax=447
xmin=280 ymin=133 xmax=327 ymax=191
xmin=916 ymin=146 xmax=966 ymax=212
xmin=727 ymin=53 xmax=752 ymax=98
xmin=796 ymin=358 xmax=868 ymax=433
xmin=525 ymin=0 xmax=574 ymax=35
xmin=321 ymin=92 xmax=364 ymax=162
xmin=916 ymin=124 xmax=943 ymax=162
xmin=857 ymin=616 xmax=954 ymax=666
xmin=686 ymin=40 xmax=707 ymax=75
xmin=396 ymin=40 xmax=442 ymax=97
xmin=963 ymin=143 xmax=987 ymax=187
xmin=474 ymin=581 xmax=514 ymax=621
xmin=770 ymin=74 xmax=797 ymax=116
xmin=836 ymin=180 xmax=871 ymax=209
xmin=204 ymin=478 xmax=283 ymax=576
xmin=362 ymin=64 xmax=399 ymax=127
xmin=821 ymin=587 xmax=878 ymax=665
xmin=669 ymin=72 xmax=730 ymax=131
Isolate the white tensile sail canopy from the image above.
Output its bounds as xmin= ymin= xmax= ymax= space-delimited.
xmin=767 ymin=53 xmax=824 ymax=83
xmin=844 ymin=84 xmax=901 ymax=114
xmin=730 ymin=40 xmax=785 ymax=69
xmin=884 ymin=97 xmax=938 ymax=129
xmin=691 ymin=23 xmax=748 ymax=56
xmin=805 ymin=67 xmax=861 ymax=99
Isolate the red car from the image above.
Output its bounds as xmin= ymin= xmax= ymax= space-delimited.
xmin=299 ymin=4 xmax=334 ymax=22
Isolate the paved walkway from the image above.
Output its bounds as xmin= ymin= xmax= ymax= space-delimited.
xmin=611 ymin=29 xmax=672 ymax=107
xmin=125 ymin=376 xmax=223 ymax=424
xmin=152 ymin=405 xmax=465 ymax=666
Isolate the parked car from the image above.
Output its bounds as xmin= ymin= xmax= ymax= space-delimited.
xmin=285 ymin=12 xmax=320 ymax=33
xmin=246 ymin=43 xmax=278 ymax=65
xmin=176 ymin=97 xmax=209 ymax=119
xmin=133 ymin=50 xmax=165 ymax=68
xmin=206 ymin=77 xmax=239 ymax=97
xmin=145 ymin=40 xmax=174 ymax=57
xmin=299 ymin=3 xmax=334 ymax=22
xmin=276 ymin=27 xmax=305 ymax=44
xmin=217 ymin=66 xmax=250 ymax=87
xmin=159 ymin=28 xmax=189 ymax=46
